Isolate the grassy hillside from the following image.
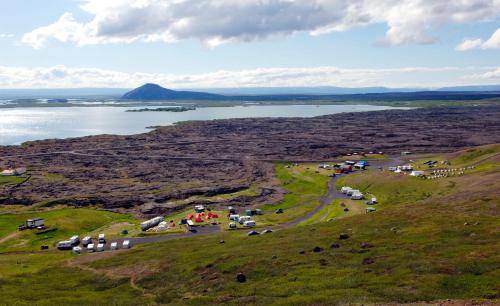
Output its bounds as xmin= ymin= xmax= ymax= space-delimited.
xmin=0 ymin=146 xmax=498 ymax=305
xmin=0 ymin=208 xmax=139 ymax=252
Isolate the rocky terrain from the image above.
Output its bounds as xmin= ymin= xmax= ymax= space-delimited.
xmin=1 ymin=106 xmax=499 ymax=217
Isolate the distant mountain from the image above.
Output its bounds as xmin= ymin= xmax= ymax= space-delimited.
xmin=192 ymin=86 xmax=422 ymax=95
xmin=121 ymin=83 xmax=224 ymax=100
xmin=437 ymin=85 xmax=500 ymax=92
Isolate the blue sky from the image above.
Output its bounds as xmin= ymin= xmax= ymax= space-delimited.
xmin=0 ymin=0 xmax=499 ymax=88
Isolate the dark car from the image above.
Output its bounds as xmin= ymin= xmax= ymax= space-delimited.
xmin=247 ymin=230 xmax=260 ymax=236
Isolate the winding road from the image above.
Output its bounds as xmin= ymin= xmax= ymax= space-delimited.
xmin=105 ymin=157 xmax=406 ymax=249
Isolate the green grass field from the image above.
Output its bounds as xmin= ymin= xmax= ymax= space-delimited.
xmin=0 ymin=208 xmax=139 ymax=252
xmin=0 ymin=175 xmax=26 ymax=185
xmin=0 ymin=146 xmax=498 ymax=305
xmin=256 ymin=163 xmax=329 ymax=225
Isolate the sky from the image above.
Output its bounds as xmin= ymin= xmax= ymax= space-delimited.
xmin=0 ymin=0 xmax=499 ymax=89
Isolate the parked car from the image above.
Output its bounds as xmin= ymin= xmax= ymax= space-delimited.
xmin=69 ymin=235 xmax=80 ymax=246
xmin=122 ymin=240 xmax=131 ymax=249
xmin=87 ymin=243 xmax=95 ymax=252
xmin=72 ymin=246 xmax=82 ymax=254
xmin=275 ymin=208 xmax=284 ymax=214
xmin=97 ymin=243 xmax=105 ymax=252
xmin=110 ymin=242 xmax=118 ymax=250
xmin=98 ymin=234 xmax=106 ymax=244
xmin=247 ymin=230 xmax=259 ymax=236
xmin=82 ymin=236 xmax=92 ymax=246
xmin=261 ymin=229 xmax=273 ymax=234
xmin=228 ymin=222 xmax=237 ymax=230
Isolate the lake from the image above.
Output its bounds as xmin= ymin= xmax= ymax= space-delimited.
xmin=0 ymin=104 xmax=406 ymax=145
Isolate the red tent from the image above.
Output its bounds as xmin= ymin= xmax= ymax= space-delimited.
xmin=186 ymin=214 xmax=194 ymax=220
xmin=195 ymin=213 xmax=204 ymax=223
xmin=208 ymin=212 xmax=219 ymax=218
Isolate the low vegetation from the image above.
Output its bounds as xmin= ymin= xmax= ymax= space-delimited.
xmin=0 ymin=145 xmax=498 ymax=305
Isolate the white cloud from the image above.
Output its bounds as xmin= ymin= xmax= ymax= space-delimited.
xmin=457 ymin=28 xmax=500 ymax=50
xmin=466 ymin=67 xmax=500 ymax=79
xmin=0 ymin=33 xmax=14 ymax=38
xmin=0 ymin=64 xmax=492 ymax=89
xmin=22 ymin=0 xmax=500 ymax=48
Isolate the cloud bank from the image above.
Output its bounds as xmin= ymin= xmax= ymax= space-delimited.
xmin=0 ymin=64 xmax=495 ymax=89
xmin=22 ymin=0 xmax=500 ymax=48
xmin=456 ymin=28 xmax=500 ymax=50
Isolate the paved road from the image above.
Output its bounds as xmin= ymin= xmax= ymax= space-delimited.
xmin=102 ymin=157 xmax=406 ymax=249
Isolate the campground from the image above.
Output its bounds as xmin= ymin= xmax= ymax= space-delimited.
xmin=0 ymin=144 xmax=499 ymax=305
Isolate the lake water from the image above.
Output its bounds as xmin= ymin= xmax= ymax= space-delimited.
xmin=0 ymin=104 xmax=405 ymax=145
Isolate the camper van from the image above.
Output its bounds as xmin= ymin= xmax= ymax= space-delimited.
xmin=57 ymin=241 xmax=73 ymax=250
xmin=351 ymin=192 xmax=364 ymax=200
xmin=238 ymin=216 xmax=252 ymax=224
xmin=69 ymin=235 xmax=80 ymax=246
xmin=341 ymin=186 xmax=352 ymax=194
xmin=229 ymin=214 xmax=240 ymax=222
xmin=243 ymin=220 xmax=256 ymax=227
xmin=82 ymin=236 xmax=92 ymax=246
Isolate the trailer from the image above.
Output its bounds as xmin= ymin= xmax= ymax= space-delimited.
xmin=26 ymin=218 xmax=44 ymax=229
xmin=140 ymin=216 xmax=164 ymax=231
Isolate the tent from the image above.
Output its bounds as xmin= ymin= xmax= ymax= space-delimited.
xmin=186 ymin=214 xmax=194 ymax=220
xmin=195 ymin=213 xmax=204 ymax=223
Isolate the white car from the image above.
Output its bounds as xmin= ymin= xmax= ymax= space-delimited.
xmin=110 ymin=242 xmax=118 ymax=250
xmin=97 ymin=243 xmax=105 ymax=252
xmin=122 ymin=240 xmax=131 ymax=249
xmin=87 ymin=243 xmax=95 ymax=252
xmin=72 ymin=246 xmax=82 ymax=254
